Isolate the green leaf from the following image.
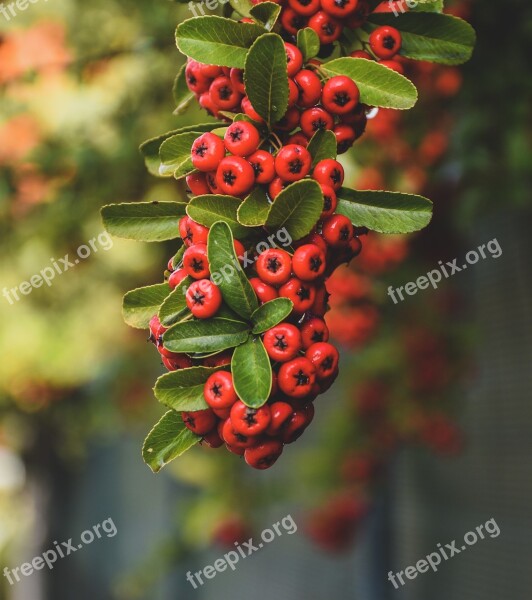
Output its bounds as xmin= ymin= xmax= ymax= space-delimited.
xmin=244 ymin=33 xmax=289 ymax=126
xmin=336 ymin=188 xmax=433 ymax=234
xmin=307 ymin=129 xmax=337 ymax=167
xmin=228 ymin=0 xmax=253 ymax=18
xmin=154 ymin=366 xmax=226 ymax=411
xmin=159 ymin=131 xmax=199 ymax=178
xmin=231 ymin=336 xmax=272 ymax=408
xmin=163 ymin=318 xmax=250 ymax=353
xmin=101 ymin=201 xmax=185 ymax=242
xmin=207 ymin=221 xmax=259 ymax=320
xmin=140 ymin=124 xmax=217 ymax=176
xmin=158 ymin=277 xmax=193 ymax=327
xmin=367 ymin=13 xmax=476 ymax=65
xmin=142 ymin=410 xmax=200 ymax=473
xmin=297 ymin=28 xmax=320 ymax=61
xmin=187 ymin=195 xmax=251 ymax=239
xmin=250 ymin=2 xmax=281 ymax=31
xmin=322 ymin=58 xmax=418 ymax=110
xmin=123 ymin=283 xmax=171 ymax=329
xmin=176 ymin=16 xmax=265 ymax=69
xmin=410 ymin=0 xmax=444 ymax=13
xmin=266 ymin=180 xmax=323 ymax=241
xmin=237 ymin=187 xmax=270 ymax=227
xmin=251 ymin=298 xmax=294 ymax=334
xmin=172 ymin=63 xmax=194 ymax=115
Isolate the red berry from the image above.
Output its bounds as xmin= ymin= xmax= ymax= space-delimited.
xmin=287 ymin=131 xmax=309 ymax=147
xmin=284 ymin=43 xmax=304 ymax=77
xmin=250 ymin=277 xmax=278 ymax=304
xmin=350 ymin=50 xmax=372 ymax=60
xmin=278 ymin=357 xmax=317 ymax=398
xmin=191 ymin=132 xmax=225 ymax=172
xmin=292 ymin=244 xmax=326 ymax=281
xmin=281 ymin=7 xmax=309 ymax=36
xmin=287 ymin=78 xmax=299 ymax=107
xmin=185 ymin=279 xmax=222 ymax=318
xmin=310 ymin=284 xmax=330 ymax=316
xmin=288 ymin=0 xmax=320 ymax=16
xmin=203 ymin=350 xmax=233 ymax=368
xmin=149 ymin=315 xmax=166 ymax=342
xmin=294 ymin=69 xmax=322 ymax=108
xmin=378 ymin=59 xmax=404 ymax=74
xmin=279 ymin=278 xmax=316 ymax=314
xmin=209 ymin=76 xmax=243 ymax=110
xmin=275 ymin=107 xmax=301 ymax=132
xmin=313 ymin=158 xmax=344 ymax=190
xmin=197 ymin=63 xmax=223 ymax=79
xmin=333 ymin=124 xmax=357 ymax=154
xmin=204 ymin=371 xmax=238 ymax=411
xmin=266 ymin=402 xmax=294 ymax=436
xmin=168 ymin=268 xmax=188 ymax=290
xmin=202 ymin=430 xmax=224 ymax=449
xmin=221 ymin=419 xmax=256 ymax=448
xmin=263 ymin=323 xmax=302 ymax=362
xmin=321 ymin=76 xmax=360 ymax=115
xmin=199 ymin=92 xmax=221 ymax=118
xmin=244 ymin=439 xmax=283 ymax=469
xmin=282 ymin=404 xmax=315 ymax=443
xmin=319 ymin=184 xmax=338 ymax=217
xmin=268 ymin=177 xmax=286 ymax=200
xmin=186 ymin=172 xmax=210 ymax=195
xmin=182 ymin=409 xmax=217 ymax=435
xmin=205 ymin=171 xmax=220 ymax=193
xmin=369 ymin=25 xmax=402 ymax=60
xmin=230 ymin=401 xmax=271 ymax=436
xmin=224 ymin=121 xmax=260 ymax=156
xmin=322 ymin=214 xmax=354 ymax=247
xmin=308 ymin=11 xmax=342 ymax=44
xmin=300 ymin=317 xmax=329 ymax=349
xmin=179 ymin=216 xmax=209 ymax=247
xmin=185 ymin=61 xmax=210 ymax=95
xmin=162 ymin=354 xmax=194 ymax=371
xmin=305 ymin=342 xmax=339 ymax=379
xmin=229 ymin=67 xmax=246 ymax=94
xmin=183 ymin=243 xmax=210 ymax=279
xmin=321 ymin=0 xmax=359 ymax=18
xmin=241 ymin=96 xmax=265 ymax=123
xmin=247 ymin=150 xmax=276 ymax=184
xmin=300 ymin=107 xmax=335 ymax=138
xmin=255 ymin=248 xmax=292 ymax=286
xmin=216 ymin=156 xmax=255 ymax=196
xmin=274 ymin=144 xmax=312 ymax=182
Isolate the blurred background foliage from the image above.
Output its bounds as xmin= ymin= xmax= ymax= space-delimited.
xmin=0 ymin=0 xmax=530 ymax=599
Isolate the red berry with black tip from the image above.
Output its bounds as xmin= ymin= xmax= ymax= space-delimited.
xmin=300 ymin=107 xmax=335 ymax=138
xmin=300 ymin=317 xmax=330 ymax=349
xmin=279 ymin=278 xmax=316 ymax=314
xmin=322 ymin=214 xmax=354 ymax=247
xmin=247 ymin=150 xmax=276 ymax=184
xmin=244 ymin=438 xmax=283 ymax=470
xmin=185 ymin=279 xmax=222 ymax=319
xmin=183 ymin=243 xmax=210 ymax=279
xmin=209 ymin=76 xmax=243 ymax=110
xmin=369 ymin=25 xmax=402 ymax=60
xmin=308 ymin=11 xmax=342 ymax=44
xmin=266 ymin=402 xmax=294 ymax=436
xmin=230 ymin=401 xmax=271 ymax=437
xmin=278 ymin=357 xmax=317 ymax=398
xmin=204 ymin=371 xmax=238 ymax=412
xmin=191 ymin=132 xmax=225 ymax=172
xmin=256 ymin=248 xmax=292 ymax=286
xmin=275 ymin=144 xmax=312 ymax=182
xmin=263 ymin=323 xmax=302 ymax=362
xmin=292 ymin=244 xmax=327 ymax=282
xmin=322 ymin=76 xmax=360 ymax=115
xmin=313 ymin=158 xmax=344 ymax=190
xmin=306 ymin=341 xmax=340 ymax=380
xmin=224 ymin=121 xmax=260 ymax=156
xmin=216 ymin=156 xmax=255 ymax=196
xmin=182 ymin=409 xmax=217 ymax=435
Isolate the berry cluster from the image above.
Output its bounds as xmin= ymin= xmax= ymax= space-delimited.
xmin=185 ymin=44 xmax=369 ymax=155
xmin=148 ymin=200 xmax=364 ymax=468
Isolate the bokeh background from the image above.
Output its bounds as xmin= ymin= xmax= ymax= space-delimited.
xmin=0 ymin=0 xmax=531 ymax=598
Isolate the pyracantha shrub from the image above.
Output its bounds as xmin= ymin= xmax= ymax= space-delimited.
xmin=102 ymin=0 xmax=475 ymax=471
